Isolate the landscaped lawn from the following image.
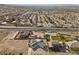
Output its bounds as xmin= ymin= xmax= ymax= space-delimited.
xmin=51 ymin=33 xmax=73 ymax=42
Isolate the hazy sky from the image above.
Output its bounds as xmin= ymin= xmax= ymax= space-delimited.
xmin=0 ymin=0 xmax=79 ymax=4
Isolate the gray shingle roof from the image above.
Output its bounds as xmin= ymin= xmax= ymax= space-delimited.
xmin=30 ymin=39 xmax=48 ymax=51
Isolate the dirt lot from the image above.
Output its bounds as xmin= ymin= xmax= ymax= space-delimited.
xmin=0 ymin=31 xmax=29 ymax=55
xmin=0 ymin=31 xmax=9 ymax=41
xmin=0 ymin=40 xmax=29 ymax=55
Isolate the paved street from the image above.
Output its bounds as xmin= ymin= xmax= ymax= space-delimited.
xmin=0 ymin=26 xmax=79 ymax=32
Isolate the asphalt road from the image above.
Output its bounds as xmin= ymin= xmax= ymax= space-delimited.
xmin=0 ymin=26 xmax=79 ymax=32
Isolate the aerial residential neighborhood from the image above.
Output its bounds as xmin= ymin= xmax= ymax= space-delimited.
xmin=0 ymin=31 xmax=79 ymax=55
xmin=1 ymin=5 xmax=79 ymax=28
xmin=0 ymin=4 xmax=79 ymax=55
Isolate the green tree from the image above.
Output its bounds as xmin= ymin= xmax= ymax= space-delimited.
xmin=44 ymin=34 xmax=51 ymax=42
